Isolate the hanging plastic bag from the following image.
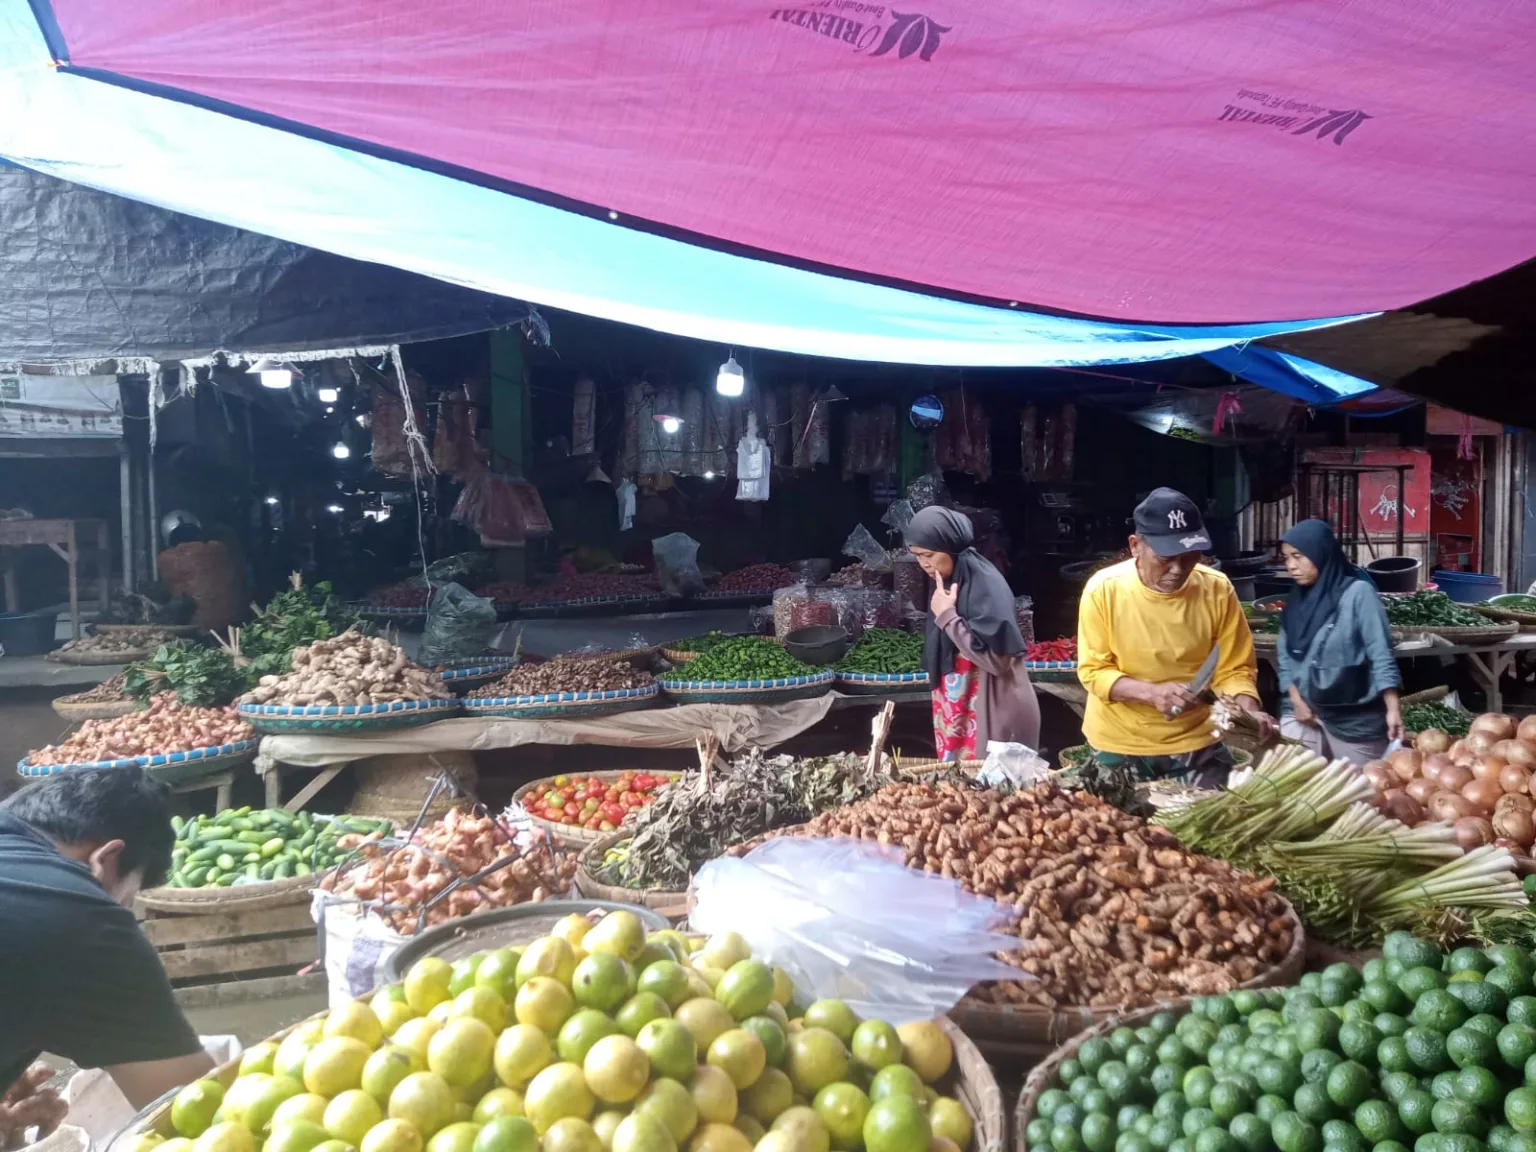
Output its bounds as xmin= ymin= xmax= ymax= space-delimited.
xmin=425 ymin=551 xmax=494 ymax=588
xmin=691 ymin=838 xmax=1021 ymax=1023
xmin=842 ymin=524 xmax=892 ymax=571
xmin=653 ymin=532 xmax=706 ymax=597
xmin=418 ymin=582 xmax=498 ymax=665
xmin=737 ymin=413 xmax=772 ymax=502
xmin=617 ymin=479 xmax=637 ymax=530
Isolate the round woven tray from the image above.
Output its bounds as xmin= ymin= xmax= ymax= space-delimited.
xmin=512 ymin=769 xmax=662 ymax=848
xmin=1057 ymin=742 xmax=1254 ymax=774
xmin=835 ymin=670 xmax=930 ymax=694
xmin=1251 ymin=631 xmax=1278 ymax=649
xmin=658 ymin=668 xmax=834 ymax=705
xmin=891 ymin=757 xmax=986 ymax=777
xmin=437 ymin=657 xmax=522 ymax=693
xmin=692 ymin=588 xmax=778 ymax=604
xmin=351 ymin=601 xmax=432 ymax=618
xmin=1415 ymin=620 xmax=1522 ymax=645
xmin=574 ymin=832 xmax=690 ymax=913
xmin=46 ymin=647 xmax=150 ymax=666
xmin=238 ymin=698 xmax=460 ymax=733
xmin=1476 ymin=602 xmax=1536 ymax=627
xmin=972 ymin=900 xmax=1306 ymax=1066
xmin=463 ymin=682 xmax=660 ymax=720
xmin=513 ymin=594 xmax=666 ymax=617
xmin=92 ymin=623 xmax=202 ymax=638
xmin=17 ymin=739 xmax=259 ymax=781
xmin=1023 ymin=659 xmax=1078 ymax=684
xmin=51 ymin=696 xmax=138 ymax=721
xmin=136 ymin=870 xmax=317 ymax=914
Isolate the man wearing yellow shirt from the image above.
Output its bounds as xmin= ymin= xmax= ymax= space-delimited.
xmin=1077 ymin=488 xmax=1274 ymax=785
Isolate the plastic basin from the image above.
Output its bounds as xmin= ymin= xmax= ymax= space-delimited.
xmin=0 ymin=611 xmax=58 ymax=657
xmin=1433 ymin=569 xmax=1503 ymax=603
xmin=1366 ymin=556 xmax=1421 ymax=594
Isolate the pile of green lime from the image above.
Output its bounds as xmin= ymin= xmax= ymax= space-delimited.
xmin=1021 ymin=933 xmax=1536 ymax=1152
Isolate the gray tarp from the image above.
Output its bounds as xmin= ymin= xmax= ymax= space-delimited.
xmin=0 ymin=163 xmax=534 ymax=367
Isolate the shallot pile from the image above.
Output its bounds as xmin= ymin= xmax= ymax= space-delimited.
xmin=364 ymin=579 xmax=434 ymax=609
xmin=750 ymin=780 xmax=1294 ymax=1009
xmin=714 ymin=563 xmax=796 ymax=592
xmin=1366 ymin=712 xmax=1536 ymax=855
xmin=473 ymin=657 xmax=653 ymax=698
xmin=27 ymin=694 xmax=253 ymax=766
xmin=240 ymin=633 xmax=447 ymax=706
xmin=317 ymin=807 xmax=575 ymax=935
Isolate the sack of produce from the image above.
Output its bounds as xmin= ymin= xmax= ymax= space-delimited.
xmin=157 ymin=539 xmax=244 ymax=630
xmin=652 ymin=532 xmax=706 ymax=597
xmin=694 ymin=837 xmax=1018 ymax=1022
xmin=417 ymin=583 xmax=498 ymax=667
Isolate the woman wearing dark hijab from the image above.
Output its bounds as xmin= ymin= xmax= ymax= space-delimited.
xmin=1277 ymin=519 xmax=1402 ymax=763
xmin=904 ymin=506 xmax=1039 ymax=760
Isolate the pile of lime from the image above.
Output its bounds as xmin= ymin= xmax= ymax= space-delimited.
xmin=131 ymin=913 xmax=973 ymax=1152
xmin=1022 ymin=933 xmax=1536 ymax=1152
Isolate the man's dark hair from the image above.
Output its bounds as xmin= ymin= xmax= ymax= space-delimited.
xmin=1 ymin=767 xmax=175 ymax=887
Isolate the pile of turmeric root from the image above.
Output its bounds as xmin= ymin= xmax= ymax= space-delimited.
xmin=762 ymin=780 xmax=1295 ymax=1010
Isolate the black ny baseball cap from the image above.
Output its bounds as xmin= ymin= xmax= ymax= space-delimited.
xmin=1133 ymin=487 xmax=1212 ymax=557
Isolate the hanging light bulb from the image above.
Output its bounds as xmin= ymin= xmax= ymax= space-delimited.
xmin=246 ymin=356 xmax=294 ymax=390
xmin=653 ymin=413 xmax=683 ymax=435
xmin=715 ymin=354 xmax=745 ymax=398
xmin=317 ymin=386 xmax=340 ymax=403
xmin=263 ymin=496 xmax=280 ymax=506
xmin=331 ymin=442 xmax=351 ymax=459
xmin=326 ymin=504 xmax=344 ymax=514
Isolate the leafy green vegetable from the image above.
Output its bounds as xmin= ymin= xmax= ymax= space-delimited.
xmin=1402 ymin=700 xmax=1474 ymax=736
xmin=1382 ymin=589 xmax=1487 ymax=628
xmin=123 ymin=644 xmax=250 ymax=708
xmin=242 ymin=579 xmax=361 ymax=675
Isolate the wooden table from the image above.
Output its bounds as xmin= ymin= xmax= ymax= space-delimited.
xmin=0 ymin=518 xmax=110 ymax=640
xmin=1257 ymin=631 xmax=1536 ymax=714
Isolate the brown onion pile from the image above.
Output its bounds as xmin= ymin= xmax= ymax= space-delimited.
xmin=1367 ymin=712 xmax=1536 ymax=854
xmin=27 ymin=693 xmax=254 ymax=765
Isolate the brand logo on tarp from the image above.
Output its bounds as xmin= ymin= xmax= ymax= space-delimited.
xmin=768 ymin=3 xmax=950 ymax=60
xmin=1219 ymin=89 xmax=1372 ymax=145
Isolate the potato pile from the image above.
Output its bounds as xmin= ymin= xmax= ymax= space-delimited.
xmin=241 ymin=633 xmax=448 ymax=707
xmin=27 ymin=693 xmax=254 ymax=765
xmin=318 ymin=807 xmax=575 ymax=934
xmin=753 ymin=780 xmax=1294 ymax=1010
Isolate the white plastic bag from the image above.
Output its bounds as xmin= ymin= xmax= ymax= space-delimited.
xmin=690 ymin=838 xmax=1021 ymax=1023
xmin=737 ymin=413 xmax=771 ymax=502
xmin=979 ymin=741 xmax=1049 ymax=789
xmin=312 ymin=890 xmax=409 ymax=1007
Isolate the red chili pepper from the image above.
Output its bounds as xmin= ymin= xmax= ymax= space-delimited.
xmin=1026 ymin=638 xmax=1077 ymax=662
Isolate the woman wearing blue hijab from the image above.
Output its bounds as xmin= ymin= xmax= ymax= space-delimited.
xmin=1277 ymin=519 xmax=1402 ymax=763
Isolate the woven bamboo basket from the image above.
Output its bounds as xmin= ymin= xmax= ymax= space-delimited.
xmin=1417 ymin=620 xmax=1521 ymax=646
xmin=1014 ymin=1003 xmax=1174 ymax=1151
xmin=136 ymin=871 xmax=317 ymax=914
xmin=892 ymin=757 xmax=987 ymax=777
xmin=958 ymin=901 xmax=1305 ymax=1063
xmin=51 ymin=695 xmax=138 ymax=721
xmin=513 ymin=769 xmax=659 ymax=848
xmin=92 ymin=623 xmax=202 ymax=639
xmin=574 ymin=832 xmax=690 ymax=914
xmin=945 ymin=1017 xmax=1009 ymax=1152
xmin=658 ymin=669 xmax=834 ymax=706
xmin=348 ymin=751 xmax=478 ymax=825
xmin=46 ymin=647 xmax=151 ymax=666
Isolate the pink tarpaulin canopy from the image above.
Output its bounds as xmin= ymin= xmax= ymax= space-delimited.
xmin=34 ymin=0 xmax=1536 ymax=325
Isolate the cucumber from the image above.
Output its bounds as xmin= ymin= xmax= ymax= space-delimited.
xmin=293 ymin=860 xmax=311 ymax=877
xmin=229 ymin=817 xmax=254 ymax=832
xmin=205 ymin=866 xmax=223 ymax=883
xmin=244 ymin=862 xmax=261 ymax=879
xmin=205 ymin=839 xmax=250 ymax=854
xmin=184 ymin=866 xmax=210 ymax=886
xmin=170 ymin=814 xmax=185 ymax=833
xmin=186 ymin=847 xmax=219 ymax=866
xmin=216 ymin=853 xmax=236 ymax=871
xmin=243 ymin=852 xmax=261 ymax=864
xmin=215 ymin=873 xmax=236 ymax=886
xmin=273 ymin=860 xmax=292 ymax=880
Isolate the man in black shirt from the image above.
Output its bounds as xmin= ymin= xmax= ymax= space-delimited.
xmin=0 ymin=768 xmax=213 ymax=1110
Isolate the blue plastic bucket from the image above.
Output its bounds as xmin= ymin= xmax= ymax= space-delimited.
xmin=1433 ymin=569 xmax=1503 ymax=603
